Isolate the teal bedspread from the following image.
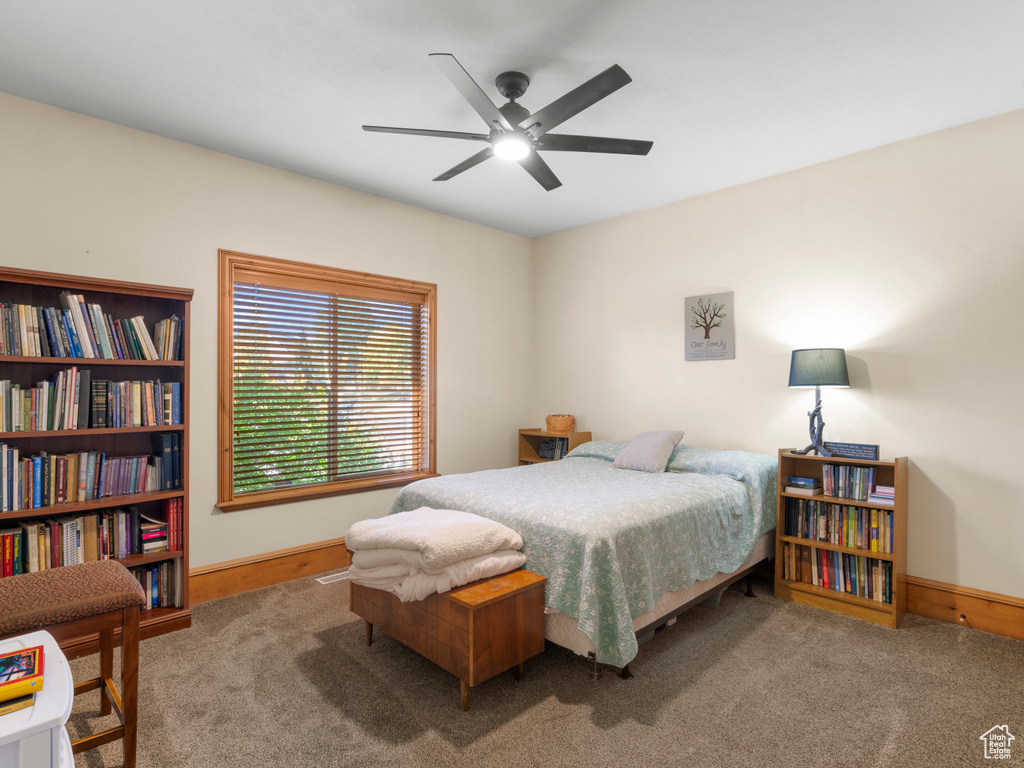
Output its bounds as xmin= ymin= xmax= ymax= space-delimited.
xmin=388 ymin=441 xmax=777 ymax=667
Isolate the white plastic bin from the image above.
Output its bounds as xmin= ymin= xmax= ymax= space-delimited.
xmin=0 ymin=630 xmax=74 ymax=768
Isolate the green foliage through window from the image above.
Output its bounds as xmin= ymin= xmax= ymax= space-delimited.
xmin=232 ymin=282 xmax=428 ymax=495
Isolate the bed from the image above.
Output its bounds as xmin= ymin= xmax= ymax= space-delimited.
xmin=388 ymin=440 xmax=777 ymax=670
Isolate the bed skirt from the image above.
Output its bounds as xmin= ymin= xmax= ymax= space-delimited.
xmin=544 ymin=527 xmax=776 ymax=659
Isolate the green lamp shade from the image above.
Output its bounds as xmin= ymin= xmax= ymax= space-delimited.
xmin=788 ymin=348 xmax=850 ymax=388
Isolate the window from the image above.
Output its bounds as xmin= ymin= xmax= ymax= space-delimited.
xmin=217 ymin=250 xmax=436 ymax=511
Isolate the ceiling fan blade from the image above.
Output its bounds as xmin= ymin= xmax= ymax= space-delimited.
xmin=517 ymin=151 xmax=562 ymax=191
xmin=521 ymin=64 xmax=633 ymax=138
xmin=536 ymin=133 xmax=653 ymax=155
xmin=363 ymin=125 xmax=489 ymax=141
xmin=433 ymin=147 xmax=495 ymax=181
xmin=430 ymin=53 xmax=513 ymax=132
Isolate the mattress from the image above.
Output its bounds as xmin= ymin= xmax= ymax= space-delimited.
xmin=390 ymin=441 xmax=778 ymax=667
xmin=544 ymin=527 xmax=776 ymax=658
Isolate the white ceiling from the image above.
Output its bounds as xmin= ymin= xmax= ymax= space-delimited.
xmin=2 ymin=1 xmax=1023 ymax=238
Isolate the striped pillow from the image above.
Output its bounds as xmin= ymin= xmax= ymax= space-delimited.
xmin=611 ymin=430 xmax=685 ymax=473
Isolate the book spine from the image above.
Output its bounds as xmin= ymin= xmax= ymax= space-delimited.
xmin=75 ymin=295 xmax=100 ymax=358
xmin=62 ymin=309 xmax=83 ymax=358
xmin=88 ymin=304 xmax=114 ymax=358
xmin=60 ymin=292 xmax=93 ymax=358
xmin=118 ymin=319 xmax=141 ymax=359
xmin=130 ymin=316 xmax=158 ymax=360
xmin=0 ymin=303 xmax=7 ymax=355
xmin=46 ymin=307 xmax=67 ymax=357
xmin=171 ymin=382 xmax=181 ymax=425
xmin=170 ymin=433 xmax=180 ymax=490
xmin=36 ymin=307 xmax=52 ymax=357
xmin=0 ymin=444 xmax=8 ymax=513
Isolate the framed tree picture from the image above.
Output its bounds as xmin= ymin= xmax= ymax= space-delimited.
xmin=685 ymin=291 xmax=735 ymax=361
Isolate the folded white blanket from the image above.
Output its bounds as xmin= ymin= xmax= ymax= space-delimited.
xmin=346 ymin=507 xmax=523 ymax=572
xmin=348 ymin=549 xmax=526 ymax=603
xmin=351 ymin=547 xmax=453 ymax=574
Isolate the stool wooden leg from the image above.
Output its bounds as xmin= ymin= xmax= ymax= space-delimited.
xmin=99 ymin=626 xmax=114 ymax=716
xmin=122 ymin=606 xmax=140 ymax=768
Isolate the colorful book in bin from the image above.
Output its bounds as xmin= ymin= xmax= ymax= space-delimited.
xmin=0 ymin=644 xmax=44 ymax=704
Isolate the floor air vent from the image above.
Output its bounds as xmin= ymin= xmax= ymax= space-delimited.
xmin=316 ymin=571 xmax=350 ymax=585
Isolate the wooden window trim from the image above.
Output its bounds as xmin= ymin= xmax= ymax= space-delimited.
xmin=217 ymin=250 xmax=437 ymax=511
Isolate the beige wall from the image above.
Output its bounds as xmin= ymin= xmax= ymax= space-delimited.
xmin=533 ymin=109 xmax=1024 ymax=598
xmin=0 ymin=93 xmax=534 ymax=568
xmin=4 ymin=90 xmax=1022 ymax=598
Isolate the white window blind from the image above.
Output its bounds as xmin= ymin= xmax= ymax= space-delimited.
xmin=230 ymin=279 xmax=430 ymax=498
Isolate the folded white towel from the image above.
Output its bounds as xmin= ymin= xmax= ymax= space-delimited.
xmin=348 ymin=549 xmax=527 ymax=603
xmin=351 ymin=547 xmax=448 ymax=574
xmin=346 ymin=507 xmax=523 ymax=571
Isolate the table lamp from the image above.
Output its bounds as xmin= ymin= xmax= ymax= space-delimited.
xmin=788 ymin=348 xmax=850 ymax=456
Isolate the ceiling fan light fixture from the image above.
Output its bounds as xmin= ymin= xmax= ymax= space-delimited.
xmin=492 ymin=134 xmax=530 ymax=161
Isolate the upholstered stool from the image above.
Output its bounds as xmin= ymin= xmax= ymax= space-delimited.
xmin=0 ymin=560 xmax=146 ymax=768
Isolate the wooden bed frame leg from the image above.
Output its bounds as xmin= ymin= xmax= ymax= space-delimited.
xmin=620 ymin=663 xmax=633 ymax=680
xmin=515 ymin=661 xmax=524 ymax=681
xmin=744 ymin=574 xmax=755 ymax=598
xmin=365 ymin=620 xmax=373 ymax=645
xmin=460 ymin=680 xmax=469 ymax=712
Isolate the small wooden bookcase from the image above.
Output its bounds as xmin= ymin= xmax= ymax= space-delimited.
xmin=350 ymin=569 xmax=546 ymax=711
xmin=774 ymin=449 xmax=908 ymax=628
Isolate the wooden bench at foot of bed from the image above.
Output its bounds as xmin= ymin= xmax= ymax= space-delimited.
xmin=350 ymin=569 xmax=546 ymax=711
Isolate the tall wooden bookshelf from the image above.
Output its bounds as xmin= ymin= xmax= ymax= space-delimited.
xmin=0 ymin=266 xmax=192 ymax=652
xmin=774 ymin=449 xmax=908 ymax=628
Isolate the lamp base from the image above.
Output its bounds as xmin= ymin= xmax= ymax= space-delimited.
xmin=792 ymin=442 xmax=834 ymax=458
xmin=793 ymin=389 xmax=833 ymax=457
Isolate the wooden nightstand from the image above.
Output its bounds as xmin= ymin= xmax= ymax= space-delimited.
xmin=517 ymin=428 xmax=591 ymax=466
xmin=350 ymin=569 xmax=546 ymax=710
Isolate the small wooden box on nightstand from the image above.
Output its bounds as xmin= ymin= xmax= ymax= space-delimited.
xmin=350 ymin=569 xmax=546 ymax=711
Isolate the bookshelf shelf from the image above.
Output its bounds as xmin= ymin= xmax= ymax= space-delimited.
xmin=0 ymin=266 xmax=193 ymax=648
xmin=517 ymin=428 xmax=591 ymax=466
xmin=0 ymin=490 xmax=185 ymax=522
xmin=774 ymin=449 xmax=908 ymax=628
xmin=777 ymin=534 xmax=897 ymax=563
xmin=0 ymin=425 xmax=185 ymax=439
xmin=0 ymin=354 xmax=184 ymax=367
xmin=780 ymin=490 xmax=894 ymax=508
xmin=119 ymin=549 xmax=184 ymax=568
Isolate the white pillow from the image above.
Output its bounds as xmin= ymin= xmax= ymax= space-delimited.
xmin=611 ymin=430 xmax=685 ymax=473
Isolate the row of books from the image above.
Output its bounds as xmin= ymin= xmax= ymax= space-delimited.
xmin=0 ymin=293 xmax=183 ymax=361
xmin=0 ymin=500 xmax=183 ymax=577
xmin=538 ymin=437 xmax=571 ymax=460
xmin=784 ymin=497 xmax=894 ymax=554
xmin=92 ymin=379 xmax=182 ymax=428
xmin=821 ymin=463 xmax=876 ymax=502
xmin=782 ymin=543 xmax=894 ymax=604
xmin=129 ymin=558 xmax=185 ymax=610
xmin=868 ymin=484 xmax=895 ymax=507
xmin=0 ymin=438 xmax=181 ymax=512
xmin=0 ymin=372 xmax=182 ymax=432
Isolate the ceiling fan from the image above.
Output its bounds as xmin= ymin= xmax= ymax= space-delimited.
xmin=362 ymin=53 xmax=653 ymax=191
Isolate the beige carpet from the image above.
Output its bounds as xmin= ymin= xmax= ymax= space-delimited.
xmin=68 ymin=573 xmax=1023 ymax=767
